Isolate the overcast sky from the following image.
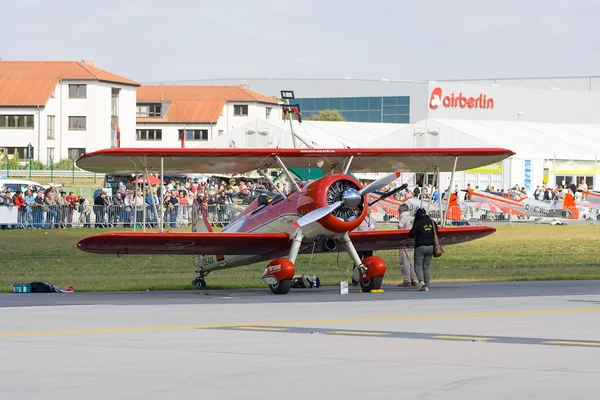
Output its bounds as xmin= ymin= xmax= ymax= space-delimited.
xmin=2 ymin=0 xmax=599 ymax=83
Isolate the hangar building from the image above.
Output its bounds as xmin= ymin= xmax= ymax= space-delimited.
xmin=186 ymin=77 xmax=600 ymax=192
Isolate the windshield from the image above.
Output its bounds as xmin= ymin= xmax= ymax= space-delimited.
xmin=507 ymin=190 xmax=526 ymax=200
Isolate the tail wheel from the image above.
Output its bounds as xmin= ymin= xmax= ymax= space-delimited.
xmin=269 ymin=279 xmax=292 ymax=295
xmin=360 ymin=276 xmax=383 ymax=292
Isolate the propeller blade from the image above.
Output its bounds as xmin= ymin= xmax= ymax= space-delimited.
xmin=368 ymin=183 xmax=408 ymax=206
xmin=293 ymin=201 xmax=343 ymax=228
xmin=359 ymin=172 xmax=401 ymax=196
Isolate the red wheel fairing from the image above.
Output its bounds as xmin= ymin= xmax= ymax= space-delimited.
xmin=261 ymin=258 xmax=295 ymax=283
xmin=360 ymin=256 xmax=387 ymax=282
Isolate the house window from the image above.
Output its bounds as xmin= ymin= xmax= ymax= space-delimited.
xmin=69 ymin=84 xmax=87 ymax=99
xmin=68 ymin=148 xmax=86 ymax=159
xmin=0 ymin=115 xmax=34 ymax=128
xmin=266 ymin=107 xmax=272 ymax=119
xmin=47 ymin=147 xmax=55 ymax=164
xmin=4 ymin=147 xmax=29 ymax=160
xmin=136 ymin=106 xmax=148 ymax=117
xmin=47 ymin=115 xmax=55 ymax=139
xmin=68 ymin=116 xmax=86 ymax=130
xmin=136 ymin=103 xmax=162 ymax=117
xmin=178 ymin=129 xmax=209 ymax=141
xmin=234 ymin=104 xmax=248 ymax=116
xmin=136 ymin=129 xmax=162 ymax=141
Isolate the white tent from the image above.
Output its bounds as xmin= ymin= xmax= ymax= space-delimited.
xmin=369 ymin=118 xmax=600 ymax=161
xmin=200 ymin=119 xmax=406 ymax=149
xmin=369 ymin=118 xmax=600 ymax=191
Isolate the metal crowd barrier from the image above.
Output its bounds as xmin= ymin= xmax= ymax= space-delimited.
xmin=0 ymin=204 xmax=246 ymax=229
xmin=2 ymin=203 xmax=598 ymax=230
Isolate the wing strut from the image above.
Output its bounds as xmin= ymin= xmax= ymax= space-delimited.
xmin=343 ymin=155 xmax=354 ymax=174
xmin=159 ymin=156 xmax=164 ymax=232
xmin=275 ymin=155 xmax=301 ymax=192
xmin=442 ymin=156 xmax=458 ymax=227
xmin=258 ymin=168 xmax=287 ymax=201
xmin=145 ymin=167 xmax=161 ymax=232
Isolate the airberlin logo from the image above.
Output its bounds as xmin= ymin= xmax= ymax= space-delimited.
xmin=429 ymin=87 xmax=495 ymax=110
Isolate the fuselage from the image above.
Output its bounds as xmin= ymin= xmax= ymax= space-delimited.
xmin=468 ymin=190 xmax=561 ymax=218
xmin=196 ymin=188 xmax=303 ymax=273
xmin=196 ymin=174 xmax=368 ymax=274
xmin=580 ymin=190 xmax=600 ymax=209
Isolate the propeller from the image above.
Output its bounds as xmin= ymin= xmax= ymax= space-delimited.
xmin=293 ymin=172 xmax=401 ymax=229
xmin=358 ymin=172 xmax=401 ymax=196
xmin=294 ymin=201 xmax=343 ymax=228
xmin=368 ymin=183 xmax=408 ymax=206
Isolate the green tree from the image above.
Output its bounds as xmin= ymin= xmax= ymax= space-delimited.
xmin=306 ymin=109 xmax=346 ymax=121
xmin=54 ymin=158 xmax=78 ymax=171
xmin=1 ymin=149 xmax=24 ymax=170
xmin=30 ymin=160 xmax=45 ymax=170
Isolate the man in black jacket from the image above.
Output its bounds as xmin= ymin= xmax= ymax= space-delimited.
xmin=408 ymin=208 xmax=435 ymax=291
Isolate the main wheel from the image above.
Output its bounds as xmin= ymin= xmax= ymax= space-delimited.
xmin=192 ymin=277 xmax=206 ymax=288
xmin=360 ymin=276 xmax=383 ymax=292
xmin=269 ymin=279 xmax=292 ymax=295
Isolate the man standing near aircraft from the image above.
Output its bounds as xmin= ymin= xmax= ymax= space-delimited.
xmin=408 ymin=208 xmax=435 ymax=291
xmin=397 ymin=203 xmax=418 ymax=286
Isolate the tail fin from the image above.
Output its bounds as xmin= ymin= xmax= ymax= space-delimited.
xmin=562 ymin=192 xmax=579 ymax=219
xmin=447 ymin=192 xmax=462 ymax=221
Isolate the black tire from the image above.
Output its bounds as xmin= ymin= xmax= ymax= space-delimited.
xmin=269 ymin=279 xmax=292 ymax=295
xmin=360 ymin=275 xmax=383 ymax=292
xmin=192 ymin=278 xmax=206 ymax=288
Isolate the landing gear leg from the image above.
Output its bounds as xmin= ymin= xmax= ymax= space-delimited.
xmin=340 ymin=232 xmax=367 ymax=283
xmin=288 ymin=229 xmax=304 ymax=263
xmin=192 ymin=271 xmax=207 ymax=288
xmin=340 ymin=232 xmax=386 ymax=292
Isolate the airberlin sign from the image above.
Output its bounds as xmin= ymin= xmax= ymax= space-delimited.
xmin=429 ymin=87 xmax=495 ymax=110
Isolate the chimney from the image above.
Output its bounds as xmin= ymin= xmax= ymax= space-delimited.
xmin=82 ymin=57 xmax=94 ymax=67
xmin=241 ymin=82 xmax=248 ymax=90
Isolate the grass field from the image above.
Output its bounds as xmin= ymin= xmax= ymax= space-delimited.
xmin=1 ymin=224 xmax=600 ymax=292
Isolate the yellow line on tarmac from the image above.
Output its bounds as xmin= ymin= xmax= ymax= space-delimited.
xmin=1 ymin=307 xmax=599 ymax=338
xmin=327 ymin=331 xmax=387 ymax=336
xmin=545 ymin=341 xmax=600 ymax=347
xmin=433 ymin=335 xmax=494 ymax=341
xmin=235 ymin=327 xmax=288 ymax=331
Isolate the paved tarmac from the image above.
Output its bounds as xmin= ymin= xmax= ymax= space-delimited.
xmin=2 ymin=281 xmax=600 ymax=399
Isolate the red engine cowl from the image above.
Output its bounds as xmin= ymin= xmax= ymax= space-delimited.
xmin=296 ymin=174 xmax=367 ymax=235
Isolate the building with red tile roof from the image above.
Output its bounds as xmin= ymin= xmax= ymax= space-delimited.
xmin=134 ymin=84 xmax=282 ymax=148
xmin=0 ymin=59 xmax=139 ymax=163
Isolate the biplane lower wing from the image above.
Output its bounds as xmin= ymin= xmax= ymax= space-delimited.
xmin=77 ymin=232 xmax=292 ymax=255
xmin=77 ymin=226 xmax=495 ymax=256
xmin=346 ymin=226 xmax=496 ymax=252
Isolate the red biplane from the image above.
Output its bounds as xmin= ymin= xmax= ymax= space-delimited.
xmin=76 ymin=147 xmax=514 ymax=294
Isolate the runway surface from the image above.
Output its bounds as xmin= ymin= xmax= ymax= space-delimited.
xmin=2 ymin=280 xmax=600 ymax=399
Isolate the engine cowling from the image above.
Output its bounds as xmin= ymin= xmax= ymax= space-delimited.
xmin=296 ymin=174 xmax=367 ymax=237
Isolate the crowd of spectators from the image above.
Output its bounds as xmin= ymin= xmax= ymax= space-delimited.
xmin=0 ymin=176 xmax=269 ymax=229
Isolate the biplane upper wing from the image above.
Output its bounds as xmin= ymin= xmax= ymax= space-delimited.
xmin=77 ymin=226 xmax=496 ymax=255
xmin=76 ymin=147 xmax=515 ymax=174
